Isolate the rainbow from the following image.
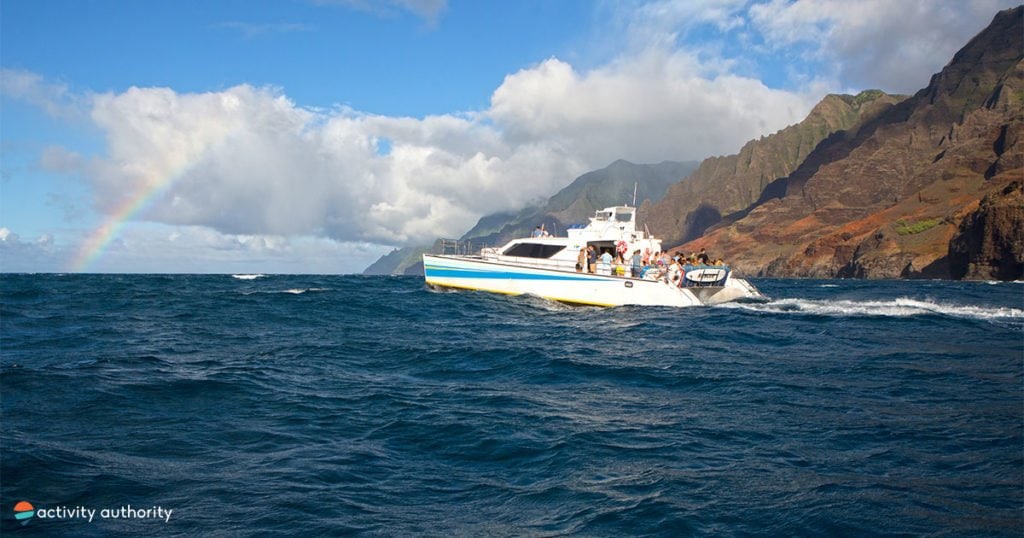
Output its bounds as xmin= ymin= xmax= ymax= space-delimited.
xmin=68 ymin=176 xmax=177 ymax=272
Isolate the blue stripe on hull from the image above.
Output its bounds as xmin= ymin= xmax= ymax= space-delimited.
xmin=424 ymin=265 xmax=597 ymax=281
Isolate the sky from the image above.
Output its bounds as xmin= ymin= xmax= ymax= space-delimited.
xmin=1 ymin=0 xmax=1017 ymax=274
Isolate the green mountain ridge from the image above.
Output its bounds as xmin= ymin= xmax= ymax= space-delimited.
xmin=363 ymin=7 xmax=1024 ymax=281
xmin=673 ymin=6 xmax=1023 ymax=281
xmin=641 ymin=90 xmax=907 ymax=246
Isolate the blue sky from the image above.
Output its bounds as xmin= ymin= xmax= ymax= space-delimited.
xmin=1 ymin=0 xmax=1016 ymax=273
xmin=2 ymin=1 xmax=593 ymax=115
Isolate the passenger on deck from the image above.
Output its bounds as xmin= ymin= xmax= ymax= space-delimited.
xmin=576 ymin=247 xmax=586 ymax=272
xmin=666 ymin=257 xmax=682 ymax=287
xmin=631 ymin=250 xmax=642 ymax=277
xmin=587 ymin=246 xmax=597 ymax=273
xmin=531 ymin=226 xmax=543 ymax=238
xmin=697 ymin=248 xmax=710 ymax=265
xmin=599 ymin=249 xmax=613 ymax=275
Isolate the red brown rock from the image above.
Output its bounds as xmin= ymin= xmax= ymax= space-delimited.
xmin=652 ymin=6 xmax=1024 ymax=281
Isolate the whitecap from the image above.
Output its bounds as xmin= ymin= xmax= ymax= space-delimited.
xmin=232 ymin=274 xmax=266 ymax=280
xmin=281 ymin=288 xmax=328 ymax=294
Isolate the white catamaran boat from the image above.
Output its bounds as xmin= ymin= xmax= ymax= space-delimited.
xmin=423 ymin=205 xmax=764 ymax=307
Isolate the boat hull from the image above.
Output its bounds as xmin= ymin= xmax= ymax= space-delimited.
xmin=423 ymin=254 xmax=761 ymax=307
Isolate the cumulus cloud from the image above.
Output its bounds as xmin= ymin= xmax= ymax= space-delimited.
xmin=748 ymin=0 xmax=1020 ymax=94
xmin=76 ymin=84 xmax=583 ymax=245
xmin=489 ymin=53 xmax=811 ymax=165
xmin=7 ymin=0 xmax=1009 ymax=261
xmin=59 ymin=47 xmax=812 ymax=247
xmin=0 ymin=227 xmax=64 ymax=272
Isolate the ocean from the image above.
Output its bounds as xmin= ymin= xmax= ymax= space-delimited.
xmin=1 ymin=274 xmax=1021 ymax=536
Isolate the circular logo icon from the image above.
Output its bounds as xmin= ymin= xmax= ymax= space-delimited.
xmin=14 ymin=501 xmax=35 ymax=524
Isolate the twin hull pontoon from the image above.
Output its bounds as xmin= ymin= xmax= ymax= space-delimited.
xmin=423 ymin=206 xmax=763 ymax=307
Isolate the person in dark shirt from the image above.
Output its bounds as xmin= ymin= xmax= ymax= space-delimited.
xmin=697 ymin=248 xmax=710 ymax=265
xmin=630 ymin=249 xmax=642 ymax=277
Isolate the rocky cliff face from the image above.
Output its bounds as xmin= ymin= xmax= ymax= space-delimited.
xmin=642 ymin=90 xmax=905 ymax=247
xmin=949 ymin=181 xmax=1024 ymax=280
xmin=667 ymin=6 xmax=1024 ymax=281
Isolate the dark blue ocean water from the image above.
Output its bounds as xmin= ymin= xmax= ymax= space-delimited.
xmin=1 ymin=274 xmax=1021 ymax=536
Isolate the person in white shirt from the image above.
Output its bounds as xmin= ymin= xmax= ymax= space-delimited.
xmin=599 ymin=250 xmax=613 ymax=275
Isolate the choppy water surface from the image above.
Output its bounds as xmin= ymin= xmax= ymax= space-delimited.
xmin=2 ymin=275 xmax=1021 ymax=536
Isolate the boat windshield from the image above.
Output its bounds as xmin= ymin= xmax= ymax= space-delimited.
xmin=502 ymin=243 xmax=566 ymax=259
xmin=615 ymin=210 xmax=633 ymax=222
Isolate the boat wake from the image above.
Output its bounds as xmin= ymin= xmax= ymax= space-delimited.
xmin=721 ymin=297 xmax=1023 ymax=323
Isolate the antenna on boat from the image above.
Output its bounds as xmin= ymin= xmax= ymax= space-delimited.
xmin=632 ymin=181 xmax=638 ymax=207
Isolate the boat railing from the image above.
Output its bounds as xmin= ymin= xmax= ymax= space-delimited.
xmin=434 ymin=239 xmax=494 ymax=256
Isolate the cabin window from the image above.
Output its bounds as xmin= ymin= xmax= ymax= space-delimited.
xmin=615 ymin=211 xmax=633 ymax=222
xmin=502 ymin=243 xmax=566 ymax=258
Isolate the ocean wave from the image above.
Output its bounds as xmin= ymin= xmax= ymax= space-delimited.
xmin=232 ymin=274 xmax=266 ymax=280
xmin=236 ymin=287 xmax=330 ymax=295
xmin=282 ymin=288 xmax=328 ymax=294
xmin=722 ymin=297 xmax=1023 ymax=322
xmin=3 ymin=274 xmax=1021 ymax=536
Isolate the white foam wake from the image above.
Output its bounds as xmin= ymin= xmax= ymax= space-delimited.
xmin=281 ymin=288 xmax=328 ymax=294
xmin=722 ymin=297 xmax=1023 ymax=322
xmin=232 ymin=274 xmax=266 ymax=280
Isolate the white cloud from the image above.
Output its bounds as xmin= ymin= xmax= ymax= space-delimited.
xmin=63 ymin=50 xmax=812 ymax=248
xmin=6 ymin=0 xmax=1011 ymax=271
xmin=0 ymin=68 xmax=83 ymax=120
xmin=489 ymin=52 xmax=813 ymax=165
xmin=0 ymin=227 xmax=65 ymax=272
xmin=748 ymin=0 xmax=1020 ymax=94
